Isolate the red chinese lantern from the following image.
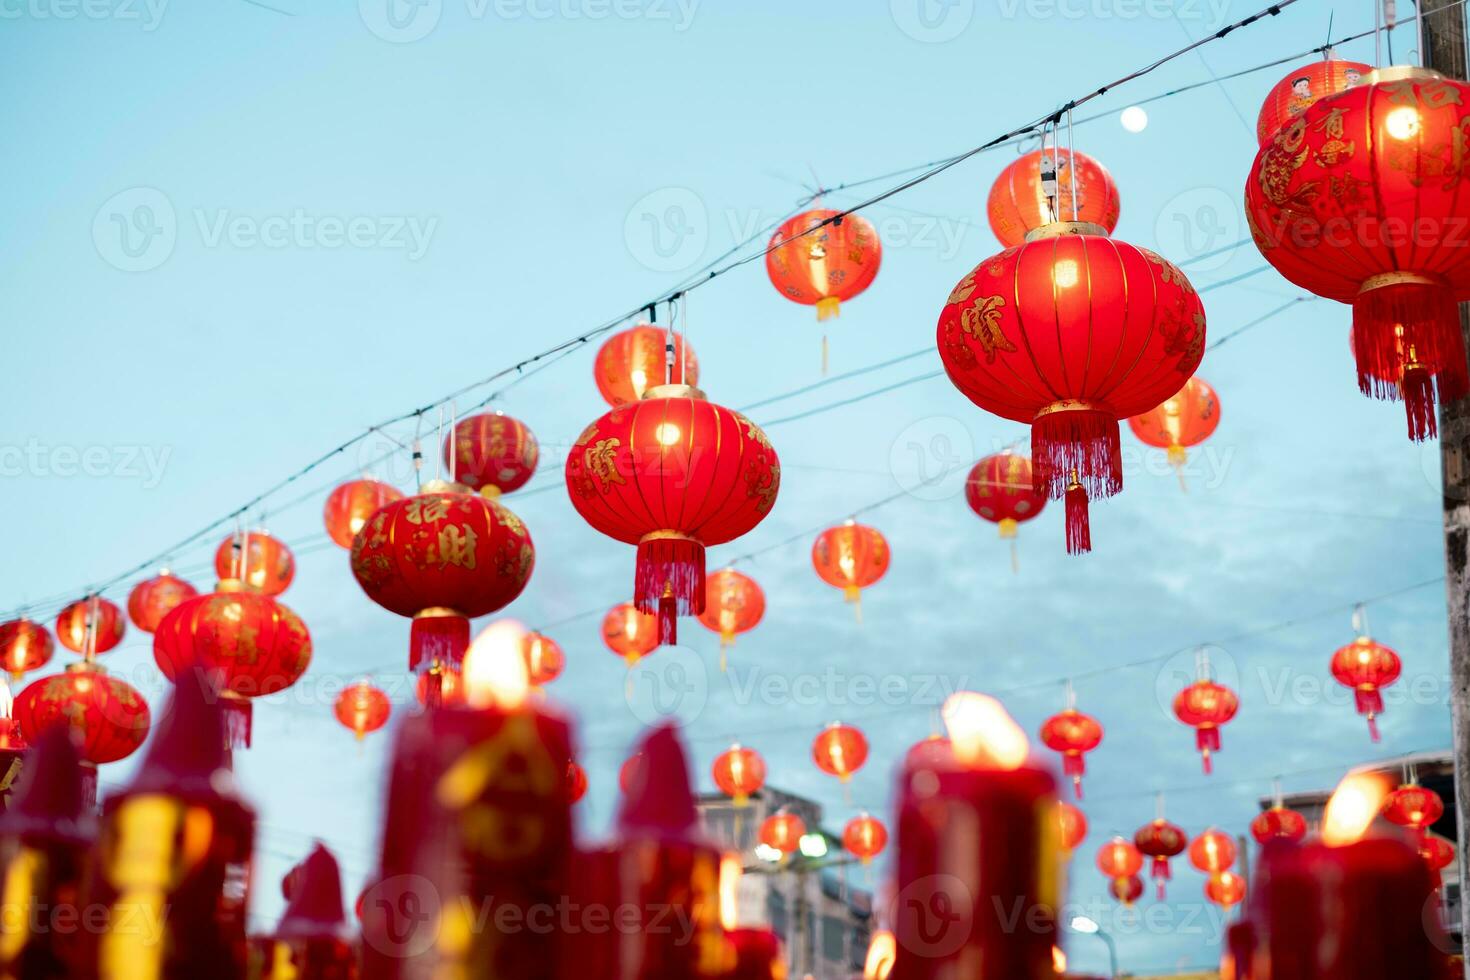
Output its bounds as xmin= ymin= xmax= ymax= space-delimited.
xmin=1206 ymin=871 xmax=1248 ymax=909
xmin=1173 ymin=661 xmax=1239 ymax=774
xmin=811 ymin=522 xmax=889 ymax=621
xmin=965 ymin=453 xmax=1047 ymax=562
xmin=1127 ymin=376 xmax=1221 ymax=486
xmin=987 ymin=148 xmax=1121 ymax=247
xmin=697 ymin=568 xmax=765 ymax=670
xmin=214 ymin=529 xmax=295 ymax=595
xmin=843 ymin=813 xmax=888 ymax=864
xmin=759 ymin=811 xmax=806 ymax=855
xmin=0 ymin=618 xmax=52 ymax=680
xmin=1330 ymin=635 xmax=1402 ymax=741
xmin=602 ymin=602 xmax=660 ymax=666
xmin=1255 ymin=60 xmax=1372 ymax=145
xmin=1188 ymin=828 xmax=1237 ymax=878
xmin=812 ymin=722 xmax=868 ymax=783
xmin=126 ymin=570 xmax=199 ymax=634
xmin=1251 ymin=805 xmax=1309 ymax=844
xmin=1040 ymin=706 xmax=1103 ymax=800
xmin=1419 ymin=835 xmax=1455 ymax=888
xmin=445 ymin=412 xmax=540 ymax=496
xmin=153 ymin=580 xmax=313 ymax=747
xmin=938 ymin=226 xmax=1205 ymax=553
xmin=350 ymin=485 xmax=534 ymax=676
xmin=1245 ymin=68 xmax=1470 ymax=441
xmin=14 ymin=663 xmax=150 ymax=765
xmin=1135 ymin=817 xmax=1188 ymax=899
xmin=566 ymin=761 xmax=588 ymax=804
xmin=712 ymin=743 xmax=766 ymax=806
xmin=1384 ymin=782 xmax=1445 ymax=840
xmin=566 ymin=386 xmax=780 ymax=644
xmin=55 ymin=597 xmax=125 ymax=656
xmin=416 ymin=667 xmax=463 ymax=707
xmin=323 ymin=479 xmax=403 ymax=549
xmin=521 ymin=630 xmax=563 ymax=687
xmin=1110 ymin=874 xmax=1145 ymax=907
xmin=767 ymin=209 xmax=882 ymax=371
xmin=593 ymin=324 xmax=699 ymax=407
xmin=1057 ymin=801 xmax=1088 ymax=853
xmin=333 ymin=681 xmax=391 ymax=740
xmin=1097 ymin=837 xmax=1144 ymax=897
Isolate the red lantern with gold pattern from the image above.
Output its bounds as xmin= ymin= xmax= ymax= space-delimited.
xmin=1330 ymin=635 xmax=1402 ymax=741
xmin=1097 ymin=837 xmax=1144 ymax=897
xmin=153 ymin=580 xmax=313 ymax=747
xmin=594 ymin=324 xmax=700 ymax=407
xmin=127 ymin=570 xmax=200 ymax=634
xmin=350 ymin=484 xmax=534 ymax=675
xmin=712 ymin=743 xmax=766 ymax=806
xmin=602 ymin=602 xmax=659 ymax=667
xmin=214 ymin=529 xmax=295 ymax=596
xmin=1110 ymin=874 xmax=1145 ymax=907
xmin=1245 ymin=68 xmax=1470 ymax=440
xmin=445 ymin=412 xmax=540 ymax=496
xmin=1039 ymin=706 xmax=1103 ymax=800
xmin=812 ymin=522 xmax=889 ymax=621
xmin=938 ymin=226 xmax=1205 ymax=554
xmin=987 ymin=148 xmax=1121 ymax=248
xmin=522 ymin=630 xmax=563 ymax=687
xmin=1256 ymin=60 xmax=1372 ymax=145
xmin=812 ymin=722 xmax=868 ymax=783
xmin=1188 ymin=828 xmax=1237 ymax=878
xmin=1135 ymin=817 xmax=1188 ymax=899
xmin=1173 ymin=665 xmax=1238 ymax=774
xmin=0 ymin=618 xmax=52 ymax=680
xmin=767 ymin=209 xmax=881 ymax=321
xmin=1251 ymin=805 xmax=1309 ymax=844
xmin=759 ymin=811 xmax=806 ymax=855
xmin=1384 ymin=783 xmax=1445 ymax=841
xmin=566 ymin=386 xmax=780 ymax=644
xmin=843 ymin=813 xmax=888 ymax=865
xmin=697 ymin=568 xmax=765 ymax=669
xmin=1206 ymin=871 xmax=1248 ymax=909
xmin=965 ymin=453 xmax=1047 ymax=564
xmin=323 ymin=479 xmax=403 ymax=549
xmin=14 ymin=663 xmax=150 ymax=765
xmin=1057 ymin=801 xmax=1088 ymax=853
xmin=55 ymin=597 xmax=125 ymax=656
xmin=566 ymin=761 xmax=588 ymax=804
xmin=333 ymin=681 xmax=391 ymax=740
xmin=1127 ymin=376 xmax=1221 ymax=486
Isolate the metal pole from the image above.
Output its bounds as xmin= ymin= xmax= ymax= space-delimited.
xmin=1096 ymin=929 xmax=1119 ymax=979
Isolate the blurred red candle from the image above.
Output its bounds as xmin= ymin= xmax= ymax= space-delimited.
xmin=266 ymin=843 xmax=358 ymax=979
xmin=718 ymin=854 xmax=784 ymax=980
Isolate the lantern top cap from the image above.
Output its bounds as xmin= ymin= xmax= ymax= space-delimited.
xmin=419 ymin=478 xmax=472 ymax=494
xmin=1361 ymin=65 xmax=1443 ymax=85
xmin=215 ymin=577 xmax=245 ymax=593
xmin=63 ymin=660 xmax=104 ymax=676
xmin=1024 ymin=220 xmax=1110 ymax=243
xmin=641 ymin=383 xmax=706 ymax=402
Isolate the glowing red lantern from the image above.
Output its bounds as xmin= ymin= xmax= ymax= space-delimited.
xmin=843 ymin=813 xmax=888 ymax=864
xmin=127 ymin=570 xmax=199 ymax=634
xmin=333 ymin=681 xmax=391 ymax=740
xmin=1188 ymin=828 xmax=1237 ymax=878
xmin=594 ymin=324 xmax=699 ymax=407
xmin=214 ymin=529 xmax=295 ymax=595
xmin=1057 ymin=801 xmax=1088 ymax=853
xmin=323 ymin=479 xmax=403 ymax=549
xmin=987 ymin=148 xmax=1120 ymax=247
xmin=1135 ymin=818 xmax=1188 ymax=899
xmin=55 ymin=597 xmax=125 ymax=656
xmin=812 ymin=522 xmax=889 ymax=621
xmin=1384 ymin=783 xmax=1445 ymax=840
xmin=1251 ymin=805 xmax=1308 ymax=844
xmin=416 ymin=667 xmax=463 ymax=707
xmin=1420 ymin=835 xmax=1455 ymax=888
xmin=1330 ymin=635 xmax=1402 ymax=741
xmin=1245 ymin=68 xmax=1470 ymax=440
xmin=0 ymin=618 xmax=52 ymax=680
xmin=1255 ymin=60 xmax=1372 ymax=145
xmin=521 ymin=630 xmax=563 ymax=686
xmin=697 ymin=568 xmax=765 ymax=669
xmin=566 ymin=761 xmax=588 ymax=804
xmin=566 ymin=386 xmax=780 ymax=644
xmin=712 ymin=743 xmax=766 ymax=806
xmin=1127 ymin=376 xmax=1221 ymax=485
xmin=1206 ymin=871 xmax=1248 ymax=909
xmin=602 ymin=602 xmax=659 ymax=666
xmin=14 ymin=663 xmax=150 ymax=765
xmin=1097 ymin=837 xmax=1144 ymax=895
xmin=1039 ymin=707 xmax=1103 ymax=799
xmin=766 ymin=209 xmax=881 ymax=322
xmin=938 ymin=226 xmax=1204 ymax=553
xmin=812 ymin=722 xmax=868 ymax=783
xmin=350 ymin=485 xmax=534 ymax=674
xmin=965 ymin=453 xmax=1047 ymax=562
xmin=1110 ymin=874 xmax=1145 ymax=907
xmin=445 ymin=412 xmax=540 ymax=496
xmin=1173 ymin=669 xmax=1239 ymax=774
xmin=759 ymin=811 xmax=806 ymax=855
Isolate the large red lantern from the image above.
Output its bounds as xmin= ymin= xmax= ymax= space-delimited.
xmin=1251 ymin=805 xmax=1309 ymax=844
xmin=55 ymin=597 xmax=125 ymax=656
xmin=758 ymin=811 xmax=806 ymax=855
xmin=1127 ymin=376 xmax=1221 ymax=486
xmin=333 ymin=681 xmax=391 ymax=740
xmin=0 ymin=618 xmax=52 ymax=680
xmin=594 ymin=324 xmax=699 ymax=407
xmin=153 ymin=580 xmax=313 ymax=747
xmin=1206 ymin=871 xmax=1248 ymax=909
xmin=1384 ymin=782 xmax=1445 ymax=840
xmin=1188 ymin=828 xmax=1237 ymax=878
xmin=1173 ymin=661 xmax=1238 ymax=774
xmin=1330 ymin=635 xmax=1402 ymax=741
xmin=566 ymin=385 xmax=780 ymax=644
xmin=14 ymin=663 xmax=150 ymax=765
xmin=602 ymin=602 xmax=659 ymax=666
xmin=987 ymin=148 xmax=1121 ymax=247
xmin=1039 ymin=706 xmax=1103 ymax=799
xmin=1245 ymin=68 xmax=1470 ymax=441
xmin=767 ymin=209 xmax=882 ymax=370
xmin=1256 ymin=60 xmax=1372 ymax=145
xmin=711 ymin=743 xmax=766 ymax=806
xmin=445 ymin=412 xmax=540 ymax=496
xmin=126 ymin=570 xmax=199 ymax=634
xmin=350 ymin=484 xmax=534 ymax=674
xmin=811 ymin=522 xmax=889 ymax=621
xmin=697 ymin=568 xmax=765 ymax=669
xmin=323 ymin=479 xmax=403 ymax=549
xmin=843 ymin=813 xmax=888 ymax=865
xmin=1096 ymin=837 xmax=1144 ymax=896
xmin=812 ymin=722 xmax=868 ymax=783
xmin=1057 ymin=801 xmax=1088 ymax=853
xmin=522 ymin=630 xmax=563 ymax=687
xmin=1135 ymin=817 xmax=1188 ymax=899
xmin=938 ymin=225 xmax=1205 ymax=553
xmin=965 ymin=452 xmax=1047 ymax=571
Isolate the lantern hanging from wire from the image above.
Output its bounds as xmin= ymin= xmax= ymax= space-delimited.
xmin=1097 ymin=837 xmax=1144 ymax=903
xmin=593 ymin=324 xmax=699 ymax=407
xmin=766 ymin=209 xmax=882 ymax=372
xmin=759 ymin=810 xmax=806 ymax=856
xmin=812 ymin=521 xmax=889 ymax=622
xmin=444 ymin=412 xmax=540 ymax=497
xmin=1126 ymin=376 xmax=1221 ymax=490
xmin=214 ymin=529 xmax=296 ymax=596
xmin=1172 ymin=648 xmax=1238 ymax=774
xmin=1420 ymin=835 xmax=1455 ymax=889
xmin=1110 ymin=874 xmax=1145 ymax=908
xmin=1255 ymin=60 xmax=1372 ymax=145
xmin=1206 ymin=871 xmax=1248 ymax=909
xmin=965 ymin=452 xmax=1047 ymax=571
xmin=126 ymin=570 xmax=200 ymax=634
xmin=333 ymin=681 xmax=391 ymax=741
xmin=323 ymin=479 xmax=404 ymax=549
xmin=602 ymin=602 xmax=660 ymax=667
xmin=987 ymin=147 xmax=1121 ymax=247
xmin=1252 ymin=782 xmax=1309 ymax=844
xmin=0 ymin=618 xmax=52 ymax=681
xmin=812 ymin=722 xmax=869 ymax=783
xmin=711 ymin=743 xmax=766 ymax=806
xmin=843 ymin=813 xmax=888 ymax=865
xmin=1134 ymin=799 xmax=1188 ymax=900
xmin=1039 ymin=688 xmax=1103 ymax=799
xmin=55 ymin=596 xmax=125 ymax=656
xmin=1188 ymin=828 xmax=1237 ymax=880
xmin=697 ymin=568 xmax=765 ymax=671
xmin=1057 ymin=801 xmax=1089 ymax=853
xmin=1330 ymin=603 xmax=1402 ymax=742
xmin=1384 ymin=779 xmax=1445 ymax=843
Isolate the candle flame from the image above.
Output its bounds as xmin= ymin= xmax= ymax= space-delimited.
xmin=463 ymin=620 xmax=530 ymax=710
xmin=1053 ymin=946 xmax=1068 ymax=972
xmin=863 ymin=930 xmax=896 ymax=980
xmin=941 ymin=692 xmax=1029 ymax=770
xmin=718 ymin=853 xmax=742 ymax=931
xmin=0 ymin=679 xmax=12 ymax=722
xmin=1322 ymin=770 xmax=1393 ymax=846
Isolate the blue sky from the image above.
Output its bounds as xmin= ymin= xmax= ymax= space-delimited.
xmin=0 ymin=1 xmax=1453 ymax=973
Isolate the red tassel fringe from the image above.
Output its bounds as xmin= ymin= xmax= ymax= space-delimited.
xmin=1197 ymin=727 xmax=1220 ymax=774
xmin=1353 ymin=280 xmax=1470 ymax=441
xmin=1065 ymin=485 xmax=1092 ymax=556
xmin=1403 ymin=367 xmax=1438 ymax=442
xmin=422 ymin=670 xmax=443 ymax=709
xmin=1153 ymin=858 xmax=1172 ymax=900
xmin=79 ymin=764 xmax=98 ymax=810
xmin=1357 ymin=689 xmax=1385 ymax=742
xmin=410 ymin=614 xmax=469 ymax=674
xmin=1063 ymin=754 xmax=1085 ymax=799
xmin=1031 ymin=409 xmax=1122 ymax=500
xmin=224 ymin=698 xmax=252 ymax=749
xmin=635 ymin=536 xmax=705 ymax=646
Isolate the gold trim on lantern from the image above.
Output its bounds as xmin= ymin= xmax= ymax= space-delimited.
xmin=1024 ymin=221 xmax=1109 ymax=243
xmin=64 ymin=660 xmax=104 ymax=676
xmin=1034 ymin=399 xmax=1108 ymax=419
xmin=1359 ymin=270 xmax=1447 ymax=294
xmin=642 ymin=383 xmax=706 ymax=401
xmin=1362 ymin=66 xmax=1444 ymax=85
xmin=420 ymin=478 xmax=471 ymax=494
xmin=413 ymin=607 xmax=465 ymax=620
xmin=639 ymin=530 xmax=698 ymax=545
xmin=215 ymin=578 xmax=245 ymax=593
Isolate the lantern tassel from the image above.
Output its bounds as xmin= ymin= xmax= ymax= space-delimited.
xmin=1356 ymin=689 xmax=1385 ymax=742
xmin=222 ymin=697 xmax=252 ymax=749
xmin=1063 ymin=754 xmax=1086 ymax=800
xmin=422 ymin=668 xmax=443 ymax=709
xmin=1403 ymin=366 xmax=1438 ymax=442
xmin=1031 ymin=407 xmax=1122 ymax=500
xmin=719 ymin=635 xmax=731 ymax=673
xmin=1353 ymin=277 xmax=1470 ymax=442
xmin=1196 ymin=727 xmax=1221 ymax=774
xmin=1153 ymin=857 xmax=1172 ymax=900
xmin=1065 ymin=484 xmax=1092 ymax=555
xmin=409 ymin=612 xmax=469 ymax=674
xmin=1169 ymin=444 xmax=1189 ymax=492
xmin=821 ymin=333 xmax=829 ymax=376
xmin=635 ymin=534 xmax=705 ymax=647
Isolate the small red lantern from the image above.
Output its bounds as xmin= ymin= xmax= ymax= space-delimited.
xmin=1188 ymin=828 xmax=1237 ymax=878
xmin=965 ymin=453 xmax=1047 ymax=567
xmin=1206 ymin=871 xmax=1248 ymax=909
xmin=566 ymin=761 xmax=588 ymax=804
xmin=593 ymin=324 xmax=699 ymax=407
xmin=1110 ymin=874 xmax=1145 ymax=907
xmin=1057 ymin=801 xmax=1088 ymax=853
xmin=1330 ymin=635 xmax=1402 ymax=742
xmin=1127 ymin=376 xmax=1221 ymax=487
xmin=811 ymin=522 xmax=889 ymax=621
xmin=812 ymin=722 xmax=868 ymax=783
xmin=602 ymin=602 xmax=660 ymax=667
xmin=1251 ymin=805 xmax=1308 ymax=844
xmin=522 ymin=631 xmax=563 ymax=687
xmin=416 ymin=667 xmax=463 ymax=707
xmin=333 ymin=681 xmax=391 ymax=740
xmin=843 ymin=813 xmax=888 ymax=864
xmin=14 ymin=663 xmax=150 ymax=765
xmin=1420 ymin=835 xmax=1455 ymax=888
xmin=445 ymin=412 xmax=540 ymax=496
xmin=1097 ymin=837 xmax=1144 ymax=899
xmin=1255 ymin=60 xmax=1372 ymax=145
xmin=1384 ymin=782 xmax=1445 ymax=840
xmin=766 ymin=209 xmax=882 ymax=336
xmin=55 ymin=597 xmax=125 ymax=656
xmin=1173 ymin=656 xmax=1238 ymax=774
xmin=759 ymin=811 xmax=806 ymax=855
xmin=0 ymin=618 xmax=52 ymax=680
xmin=697 ymin=568 xmax=765 ymax=670
xmin=214 ymin=529 xmax=295 ymax=596
xmin=127 ymin=571 xmax=199 ymax=634
xmin=711 ymin=743 xmax=766 ymax=806
xmin=1135 ymin=817 xmax=1188 ymax=899
xmin=1040 ymin=706 xmax=1103 ymax=799
xmin=987 ymin=148 xmax=1121 ymax=247
xmin=323 ymin=479 xmax=403 ymax=549
xmin=566 ymin=386 xmax=780 ymax=644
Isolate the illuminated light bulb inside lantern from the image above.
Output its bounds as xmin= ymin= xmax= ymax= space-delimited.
xmin=624 ymin=607 xmax=641 ymax=641
xmin=729 ymin=746 xmax=747 ymax=786
xmin=864 ymin=930 xmax=896 ymax=980
xmin=1323 ymin=770 xmax=1393 ymax=846
xmin=942 ymin=691 xmax=1029 ymax=770
xmin=463 ymin=619 xmax=530 ymax=710
xmin=1053 ymin=259 xmax=1079 ymax=289
xmin=718 ymin=853 xmax=742 ymax=931
xmin=655 ymin=423 xmax=682 ymax=447
xmin=1120 ymin=106 xmax=1148 ymax=132
xmin=1385 ymin=106 xmax=1421 ymax=141
xmin=630 ymin=368 xmax=649 ymax=399
xmin=1053 ymin=947 xmax=1068 ymax=973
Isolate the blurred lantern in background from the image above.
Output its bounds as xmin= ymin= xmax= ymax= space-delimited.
xmin=812 ymin=521 xmax=889 ymax=622
xmin=1173 ymin=649 xmax=1238 ymax=774
xmin=1110 ymin=874 xmax=1146 ymax=907
xmin=987 ymin=147 xmax=1121 ymax=247
xmin=521 ymin=630 xmax=563 ymax=687
xmin=1097 ymin=837 xmax=1144 ymax=901
xmin=766 ymin=209 xmax=882 ymax=371
xmin=416 ymin=667 xmax=463 ymax=707
xmin=1251 ymin=795 xmax=1309 ymax=844
xmin=843 ymin=813 xmax=888 ymax=865
xmin=214 ymin=529 xmax=295 ymax=596
xmin=593 ymin=324 xmax=699 ymax=407
xmin=697 ymin=568 xmax=765 ymax=671
xmin=1330 ymin=605 xmax=1402 ymax=742
xmin=1384 ymin=780 xmax=1445 ymax=843
xmin=1127 ymin=376 xmax=1221 ymax=490
xmin=323 ymin=478 xmax=403 ymax=549
xmin=333 ymin=681 xmax=391 ymax=741
xmin=55 ymin=597 xmax=125 ymax=656
xmin=1057 ymin=801 xmax=1088 ymax=853
xmin=759 ymin=810 xmax=806 ymax=856
xmin=0 ymin=618 xmax=52 ymax=681
xmin=812 ymin=722 xmax=869 ymax=783
xmin=1206 ymin=870 xmax=1248 ymax=909
xmin=566 ymin=761 xmax=588 ymax=804
xmin=1135 ymin=806 xmax=1188 ymax=899
xmin=602 ymin=602 xmax=660 ymax=667
xmin=445 ymin=412 xmax=540 ymax=496
xmin=127 ymin=570 xmax=199 ymax=634
xmin=1039 ymin=694 xmax=1103 ymax=799
xmin=1255 ymin=60 xmax=1372 ymax=145
xmin=965 ymin=452 xmax=1047 ymax=571
xmin=712 ymin=743 xmax=766 ymax=806
xmin=1420 ymin=835 xmax=1455 ymax=889
xmin=1188 ymin=828 xmax=1237 ymax=880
